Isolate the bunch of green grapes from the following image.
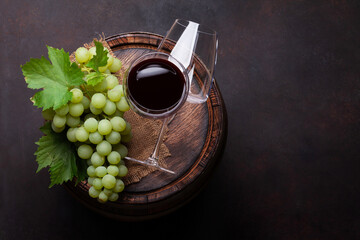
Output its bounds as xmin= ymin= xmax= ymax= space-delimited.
xmin=41 ymin=46 xmax=132 ymax=203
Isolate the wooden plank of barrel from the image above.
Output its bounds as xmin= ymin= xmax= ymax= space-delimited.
xmin=64 ymin=32 xmax=228 ymax=221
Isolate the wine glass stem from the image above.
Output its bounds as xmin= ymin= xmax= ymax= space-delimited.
xmin=150 ymin=117 xmax=170 ymax=161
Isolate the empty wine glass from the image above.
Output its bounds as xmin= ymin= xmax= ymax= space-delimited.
xmin=158 ymin=19 xmax=218 ymax=103
xmin=123 ymin=19 xmax=218 ymax=174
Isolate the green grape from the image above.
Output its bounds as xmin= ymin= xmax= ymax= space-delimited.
xmin=92 ymin=178 xmax=103 ymax=190
xmin=103 ymin=188 xmax=113 ymax=196
xmin=106 ymin=54 xmax=114 ymax=67
xmin=113 ymin=85 xmax=124 ymax=97
xmin=66 ymin=114 xmax=80 ymax=127
xmin=110 ymin=116 xmax=126 ymax=132
xmin=86 ymin=159 xmax=92 ymax=166
xmin=84 ymin=117 xmax=98 ymax=132
xmin=75 ymin=47 xmax=90 ymax=63
xmin=120 ymin=121 xmax=131 ymax=135
xmin=51 ymin=122 xmax=65 ymax=133
xmin=66 ymin=128 xmax=77 ymax=142
xmin=91 ymin=152 xmax=105 ymax=167
xmin=55 ymin=104 xmax=69 ymax=116
xmin=121 ymin=132 xmax=133 ymax=143
xmin=107 ymin=165 xmax=119 ymax=177
xmin=89 ymin=104 xmax=102 ymax=115
xmin=69 ymin=102 xmax=84 ymax=117
xmin=109 ymin=109 xmax=124 ymax=118
xmin=84 ymin=113 xmax=97 ymax=121
xmin=98 ymin=119 xmax=112 ymax=135
xmin=75 ymin=127 xmax=89 ymax=142
xmin=103 ymin=100 xmax=116 ymax=115
xmin=53 ymin=114 xmax=66 ymax=128
xmin=91 ymin=93 xmax=106 ymax=109
xmin=87 ymin=177 xmax=95 ymax=186
xmin=96 ymin=140 xmax=112 ymax=156
xmin=102 ymin=174 xmax=116 ymax=189
xmin=77 ymin=144 xmax=93 ymax=159
xmin=89 ymin=131 xmax=103 ymax=144
xmin=98 ymin=66 xmax=107 ymax=73
xmin=93 ymin=78 xmax=108 ymax=92
xmin=81 ymin=96 xmax=90 ymax=110
xmin=105 ymin=75 xmax=118 ymax=90
xmin=107 ymin=88 xmax=121 ymax=102
xmin=95 ymin=166 xmax=107 ymax=177
xmin=105 ymin=131 xmax=121 ymax=145
xmin=108 ymin=58 xmax=122 ymax=73
xmin=118 ymin=165 xmax=128 ymax=177
xmin=107 ymin=151 xmax=121 ymax=164
xmin=116 ymin=97 xmax=130 ymax=112
xmin=41 ymin=108 xmax=55 ymax=120
xmin=88 ymin=186 xmax=100 ymax=198
xmin=89 ymin=46 xmax=96 ymax=57
xmin=108 ymin=192 xmax=119 ymax=202
xmin=104 ymin=69 xmax=111 ymax=74
xmin=70 ymin=88 xmax=83 ymax=103
xmin=113 ymin=179 xmax=125 ymax=193
xmin=87 ymin=166 xmax=96 ymax=177
xmin=98 ymin=191 xmax=108 ymax=203
xmin=113 ymin=143 xmax=128 ymax=158
xmin=118 ymin=159 xmax=125 ymax=166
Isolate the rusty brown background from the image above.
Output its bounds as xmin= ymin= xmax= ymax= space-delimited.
xmin=1 ymin=0 xmax=360 ymax=239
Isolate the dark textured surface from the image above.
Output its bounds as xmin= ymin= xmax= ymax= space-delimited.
xmin=1 ymin=0 xmax=360 ymax=239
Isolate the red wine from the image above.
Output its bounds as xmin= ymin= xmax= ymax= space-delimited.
xmin=127 ymin=58 xmax=186 ymax=112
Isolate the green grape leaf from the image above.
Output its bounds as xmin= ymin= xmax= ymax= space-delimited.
xmin=74 ymin=155 xmax=88 ymax=185
xmin=85 ymin=71 xmax=106 ymax=86
xmin=86 ymin=41 xmax=109 ymax=71
xmin=35 ymin=122 xmax=87 ymax=188
xmin=21 ymin=46 xmax=85 ymax=110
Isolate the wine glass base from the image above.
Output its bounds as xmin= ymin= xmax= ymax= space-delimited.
xmin=124 ymin=156 xmax=176 ymax=175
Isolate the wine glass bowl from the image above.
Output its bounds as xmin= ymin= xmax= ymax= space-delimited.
xmin=123 ymin=52 xmax=189 ymax=119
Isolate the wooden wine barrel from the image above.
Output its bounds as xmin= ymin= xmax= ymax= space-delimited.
xmin=64 ymin=32 xmax=228 ymax=221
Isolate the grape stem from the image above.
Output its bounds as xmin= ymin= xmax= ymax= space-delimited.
xmin=100 ymin=114 xmax=109 ymax=120
xmin=80 ymin=84 xmax=92 ymax=99
xmin=81 ymin=66 xmax=93 ymax=74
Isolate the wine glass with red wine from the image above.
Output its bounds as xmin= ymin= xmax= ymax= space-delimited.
xmin=123 ymin=19 xmax=218 ymax=174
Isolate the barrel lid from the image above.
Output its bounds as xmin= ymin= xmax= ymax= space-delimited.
xmin=64 ymin=32 xmax=227 ymax=221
